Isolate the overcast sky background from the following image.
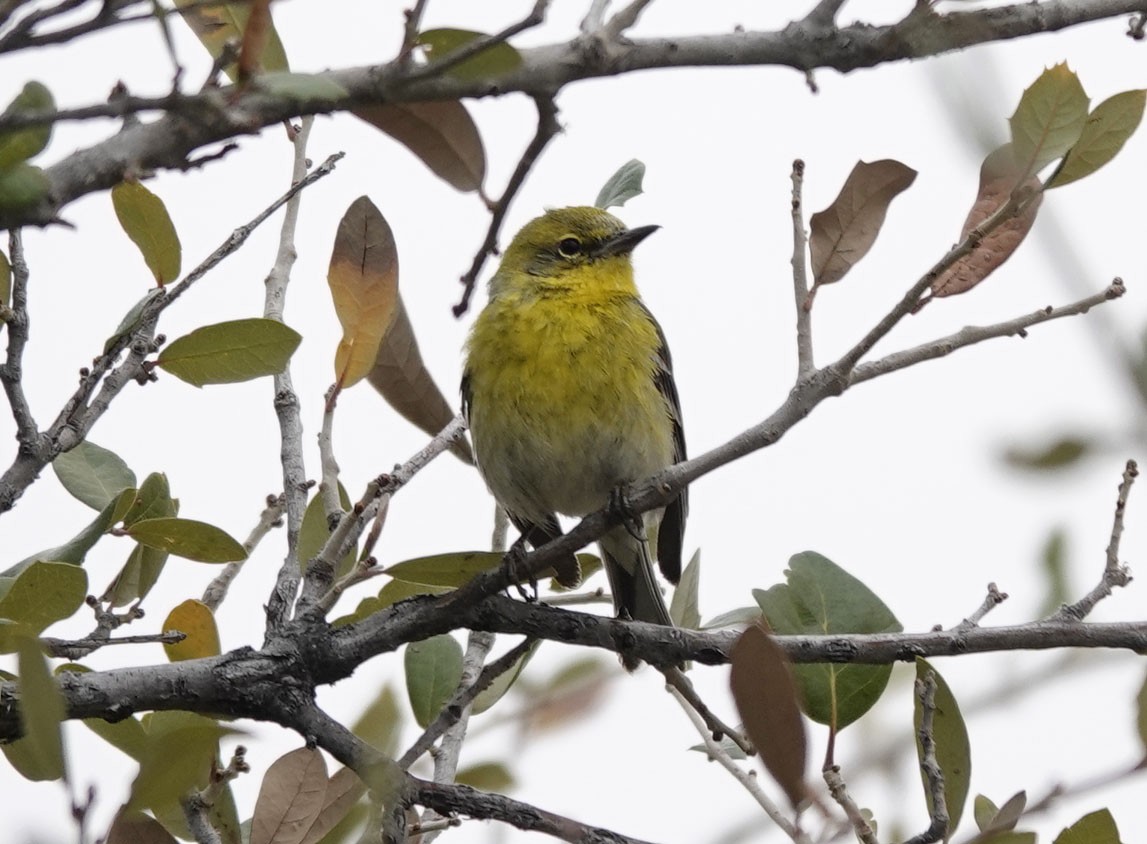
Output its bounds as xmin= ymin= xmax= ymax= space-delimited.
xmin=2 ymin=2 xmax=1146 ymax=842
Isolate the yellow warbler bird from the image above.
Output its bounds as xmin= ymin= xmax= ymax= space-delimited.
xmin=462 ymin=206 xmax=687 ymax=650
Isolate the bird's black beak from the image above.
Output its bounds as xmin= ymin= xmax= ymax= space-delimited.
xmin=593 ymin=224 xmax=660 ymax=258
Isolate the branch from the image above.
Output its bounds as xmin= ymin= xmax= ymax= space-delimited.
xmin=903 ymin=672 xmax=948 ymax=844
xmin=2 ymin=0 xmax=1139 ymax=229
xmin=789 ymin=159 xmax=815 ymax=377
xmin=0 ymin=230 xmax=42 ymax=450
xmin=201 ymin=492 xmax=286 ymax=612
xmin=452 ymin=96 xmax=561 ymax=316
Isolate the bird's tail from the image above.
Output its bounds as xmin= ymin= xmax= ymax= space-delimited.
xmin=601 ymin=518 xmax=673 ymax=668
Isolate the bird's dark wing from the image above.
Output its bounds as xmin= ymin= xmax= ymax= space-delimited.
xmin=640 ymin=303 xmax=688 ymax=585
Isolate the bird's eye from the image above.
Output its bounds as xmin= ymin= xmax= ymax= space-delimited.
xmin=557 ymin=237 xmax=582 ymax=258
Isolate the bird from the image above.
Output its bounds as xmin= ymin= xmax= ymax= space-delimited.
xmin=462 ymin=206 xmax=687 ymax=663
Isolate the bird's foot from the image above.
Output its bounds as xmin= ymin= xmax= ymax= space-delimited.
xmin=504 ymin=534 xmax=538 ymax=602
xmin=608 ymin=484 xmax=645 ymax=543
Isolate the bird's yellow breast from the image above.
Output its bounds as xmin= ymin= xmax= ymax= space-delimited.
xmin=464 ymin=284 xmax=674 ymax=523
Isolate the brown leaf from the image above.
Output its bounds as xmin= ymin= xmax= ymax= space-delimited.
xmin=300 ymin=767 xmax=365 ymax=844
xmin=931 ymin=144 xmax=1042 ymax=298
xmin=251 ymin=747 xmax=328 ymax=844
xmin=729 ymin=623 xmax=808 ymax=809
xmin=106 ymin=809 xmax=179 ymax=844
xmin=354 ymin=102 xmax=485 ymax=192
xmin=237 ymin=0 xmax=272 ymax=84
xmin=328 ymin=196 xmax=399 ymax=389
xmin=809 ymin=159 xmax=917 ymax=288
xmin=367 ymin=297 xmax=473 ymax=464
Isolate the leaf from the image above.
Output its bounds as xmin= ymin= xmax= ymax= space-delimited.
xmin=417 ymin=28 xmax=523 ymax=80
xmin=236 ymin=0 xmax=272 ymax=83
xmin=104 ymin=288 xmax=165 ymax=354
xmin=669 ymin=549 xmax=701 ymax=629
xmin=104 ymin=543 xmax=170 ymax=608
xmin=1053 ymin=809 xmax=1120 ymax=844
xmin=366 ymin=297 xmax=473 ymax=463
xmin=808 ymin=159 xmax=916 ymax=288
xmin=298 ymin=484 xmax=355 ymax=576
xmin=6 ymin=487 xmax=135 ymax=576
xmin=301 ymin=767 xmax=365 ymax=844
xmin=174 ymin=0 xmax=289 ymax=81
xmin=111 ymin=181 xmax=182 ymax=285
xmin=702 ymin=606 xmax=763 ymax=629
xmin=931 ymin=144 xmax=1043 ymax=298
xmin=473 ymin=640 xmax=540 ymax=715
xmin=162 ymin=599 xmax=221 ymax=661
xmin=1003 ymin=435 xmax=1091 ymax=470
xmin=1049 ymin=89 xmax=1146 ymax=187
xmin=5 ymin=637 xmax=68 ymax=782
xmin=52 ymin=440 xmax=137 ymax=510
xmin=156 ymin=318 xmax=302 ymax=387
xmin=387 ymin=551 xmax=502 ymax=587
xmin=753 ymin=551 xmax=902 ymax=729
xmin=914 ymin=659 xmax=971 ymax=836
xmin=351 ymin=684 xmax=403 ymax=757
xmin=251 ymin=747 xmax=329 ymax=844
xmin=354 ymin=101 xmax=485 ymax=192
xmin=1037 ymin=527 xmax=1071 ymax=618
xmin=0 ymin=81 xmax=54 ymax=169
xmin=976 ymin=791 xmax=1027 ymax=835
xmin=0 ymin=561 xmax=87 ymax=651
xmin=0 ymin=248 xmax=10 ymax=307
xmin=129 ymin=711 xmax=233 ymax=812
xmin=455 ymin=761 xmax=515 ymax=792
xmin=594 ymin=159 xmax=646 ymax=209
xmin=729 ymin=623 xmax=807 ymax=808
xmin=1009 ymin=63 xmax=1090 ymax=179
xmin=127 ymin=517 xmax=247 ymax=563
xmin=328 ymin=196 xmax=400 ymax=388
xmin=1137 ymin=669 xmax=1147 ymax=752
xmin=525 ymin=657 xmax=610 ymax=731
xmin=0 ymin=162 xmax=51 ymax=215
xmin=980 ymin=834 xmax=1036 ymax=844
xmin=404 ymin=634 xmax=463 ymax=728
xmin=260 ymin=72 xmax=348 ymax=103
xmin=331 ymin=579 xmax=450 ymax=627
xmin=106 ymin=810 xmax=180 ymax=844
xmin=122 ymin=471 xmax=179 ymax=528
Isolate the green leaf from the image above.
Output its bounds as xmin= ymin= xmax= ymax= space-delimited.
xmin=473 ymin=640 xmax=540 ymax=715
xmin=669 ymin=548 xmax=701 ymax=629
xmin=331 ymin=579 xmax=449 ymax=627
xmin=0 ymin=248 xmax=10 ymax=308
xmin=1137 ymin=670 xmax=1147 ymax=753
xmin=914 ymin=659 xmax=971 ymax=836
xmin=1003 ymin=436 xmax=1091 ymax=470
xmin=1037 ymin=527 xmax=1071 ymax=617
xmin=352 ymin=684 xmax=403 ymax=757
xmin=127 ymin=517 xmax=247 ymax=563
xmin=6 ymin=488 xmax=135 ymax=577
xmin=455 ymin=761 xmax=515 ymax=792
xmin=8 ymin=636 xmax=68 ymax=781
xmin=0 ymin=162 xmax=51 ymax=215
xmin=702 ymin=605 xmax=763 ymax=629
xmin=298 ymin=483 xmax=356 ymax=576
xmin=52 ymin=440 xmax=137 ymax=510
xmin=260 ymin=72 xmax=348 ymax=103
xmin=1009 ymin=63 xmax=1090 ymax=178
xmin=0 ymin=81 xmax=55 ymax=169
xmin=404 ymin=634 xmax=463 ymax=728
xmin=417 ymin=28 xmax=523 ymax=80
xmin=594 ymin=159 xmax=646 ymax=210
xmin=980 ymin=834 xmax=1036 ymax=844
xmin=974 ymin=795 xmax=999 ymax=832
xmin=104 ymin=543 xmax=169 ymax=608
xmin=58 ymin=663 xmax=150 ymax=761
xmin=1049 ymin=89 xmax=1146 ymax=188
xmin=1054 ymin=808 xmax=1120 ymax=844
xmin=387 ymin=551 xmax=502 ymax=586
xmin=122 ymin=472 xmax=178 ymax=528
xmin=753 ymin=551 xmax=902 ymax=729
xmin=0 ymin=561 xmax=87 ymax=651
xmin=129 ymin=711 xmax=233 ymax=813
xmin=976 ymin=791 xmax=1028 ymax=835
xmin=111 ymin=181 xmax=182 ymax=285
xmin=156 ymin=318 xmax=302 ymax=387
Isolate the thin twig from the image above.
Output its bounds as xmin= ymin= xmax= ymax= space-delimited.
xmin=453 ymin=97 xmax=562 ymax=316
xmin=604 ymin=0 xmax=655 ymax=36
xmin=399 ymin=0 xmax=430 ymax=61
xmin=823 ymin=766 xmax=880 ymax=844
xmin=1053 ymin=458 xmax=1137 ymax=621
xmin=903 ymin=672 xmax=948 ymax=844
xmin=202 ymin=492 xmax=287 ymax=612
xmin=789 ymin=159 xmax=814 ymax=377
xmin=42 ymin=630 xmax=184 ymax=660
xmin=663 ymin=666 xmax=754 ymax=756
xmin=668 ymin=684 xmax=807 ymax=843
xmin=263 ymin=117 xmax=319 ymax=633
xmin=0 ymin=230 xmax=41 ymax=446
xmin=580 ymin=0 xmax=609 ymax=34
xmin=951 ymin=582 xmax=1008 ymax=632
xmin=803 ymin=0 xmax=848 ymax=28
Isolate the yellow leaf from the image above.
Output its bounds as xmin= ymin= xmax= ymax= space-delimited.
xmin=162 ymin=599 xmax=221 ymax=661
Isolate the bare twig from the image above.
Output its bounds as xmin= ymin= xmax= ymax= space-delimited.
xmin=663 ymin=666 xmax=754 ymax=756
xmin=263 ymin=117 xmax=319 ymax=633
xmin=952 ymin=582 xmax=1008 ymax=632
xmin=453 ymin=96 xmax=562 ymax=316
xmin=804 ymin=0 xmax=848 ymax=28
xmin=790 ymin=159 xmax=814 ymax=377
xmin=1053 ymin=458 xmax=1137 ymax=621
xmin=580 ymin=0 xmax=610 ymax=34
xmin=0 ymin=230 xmax=40 ymax=447
xmin=903 ymin=672 xmax=948 ymax=844
xmin=399 ymin=0 xmax=430 ymax=61
xmin=604 ymin=0 xmax=654 ymax=36
xmin=202 ymin=492 xmax=287 ymax=612
xmin=668 ymin=684 xmax=807 ymax=843
xmin=823 ymin=766 xmax=879 ymax=844
xmin=42 ymin=630 xmax=185 ymax=660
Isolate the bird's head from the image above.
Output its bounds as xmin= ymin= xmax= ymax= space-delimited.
xmin=491 ymin=206 xmax=658 ymax=296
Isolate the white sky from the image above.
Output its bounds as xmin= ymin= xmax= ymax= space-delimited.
xmin=2 ymin=2 xmax=1146 ymax=843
